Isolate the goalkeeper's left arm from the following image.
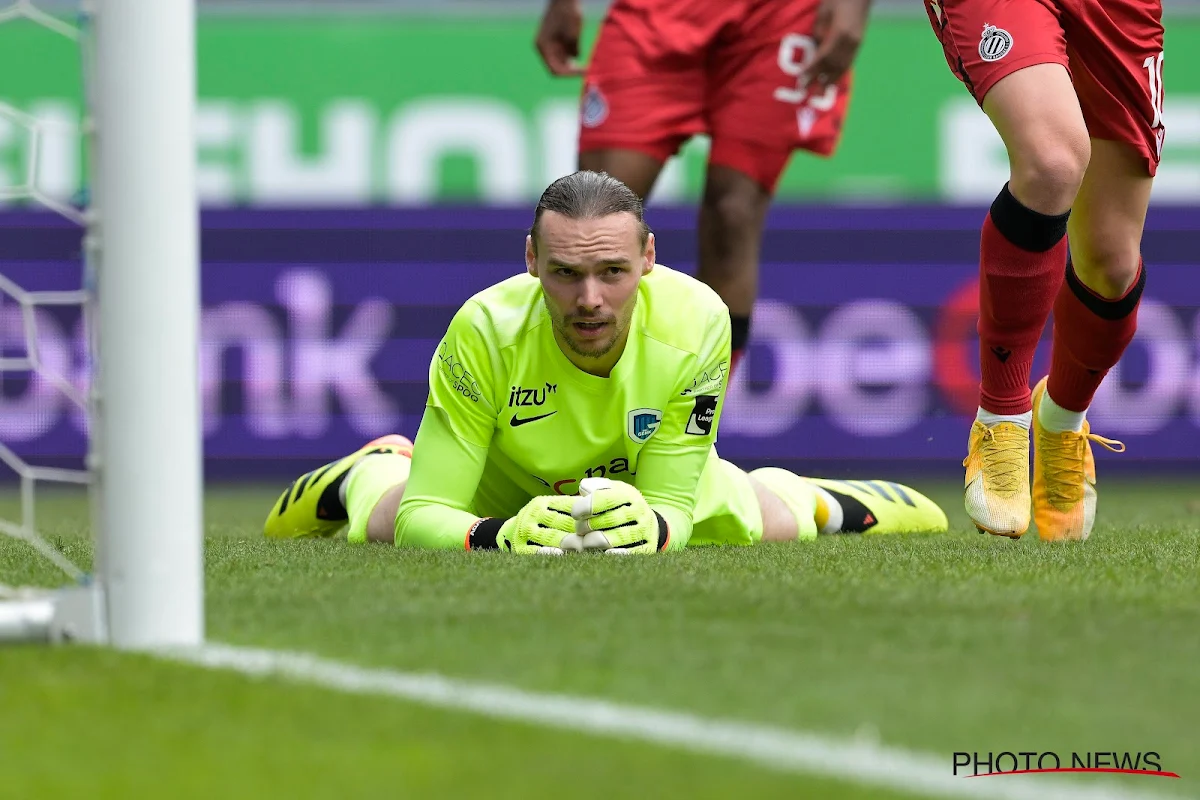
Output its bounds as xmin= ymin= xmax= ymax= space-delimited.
xmin=630 ymin=398 xmax=723 ymax=551
xmin=574 ymin=310 xmax=731 ymax=553
xmin=640 ymin=306 xmax=732 ymax=549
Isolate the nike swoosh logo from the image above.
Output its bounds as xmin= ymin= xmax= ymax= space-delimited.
xmin=509 ymin=411 xmax=557 ymax=427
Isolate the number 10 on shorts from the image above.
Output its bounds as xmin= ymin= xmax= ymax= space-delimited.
xmin=1143 ymin=51 xmax=1165 ymax=155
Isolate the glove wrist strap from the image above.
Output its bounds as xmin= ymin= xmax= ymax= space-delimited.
xmin=653 ymin=511 xmax=670 ymax=551
xmin=466 ymin=517 xmax=509 ymax=550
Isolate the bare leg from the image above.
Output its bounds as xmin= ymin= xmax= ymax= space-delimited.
xmin=696 ymin=163 xmax=772 ymax=319
xmin=1067 ymin=138 xmax=1152 ymax=298
xmin=983 ymin=63 xmax=1091 ymax=215
xmin=577 ymin=148 xmax=666 ymax=199
xmin=365 ymin=484 xmax=405 ymax=543
xmin=750 ymin=475 xmax=800 ymax=542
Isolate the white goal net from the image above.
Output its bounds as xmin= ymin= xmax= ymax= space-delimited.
xmin=0 ymin=0 xmax=98 ymax=641
xmin=0 ymin=0 xmax=204 ymax=647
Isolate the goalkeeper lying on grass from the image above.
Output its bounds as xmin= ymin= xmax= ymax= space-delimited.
xmin=265 ymin=171 xmax=947 ymax=553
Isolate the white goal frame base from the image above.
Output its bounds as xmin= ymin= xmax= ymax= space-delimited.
xmin=0 ymin=585 xmax=107 ymax=644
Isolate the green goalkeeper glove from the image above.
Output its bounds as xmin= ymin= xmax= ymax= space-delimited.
xmin=566 ymin=478 xmax=669 ymax=555
xmin=491 ymin=494 xmax=577 ymax=554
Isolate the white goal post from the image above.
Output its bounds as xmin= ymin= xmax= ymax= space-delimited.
xmin=92 ymin=0 xmax=204 ymax=647
xmin=0 ymin=0 xmax=203 ymax=648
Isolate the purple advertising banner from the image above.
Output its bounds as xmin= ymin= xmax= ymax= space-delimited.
xmin=0 ymin=206 xmax=1197 ymax=477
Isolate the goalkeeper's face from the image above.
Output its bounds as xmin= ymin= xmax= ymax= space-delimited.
xmin=527 ymin=211 xmax=654 ymax=363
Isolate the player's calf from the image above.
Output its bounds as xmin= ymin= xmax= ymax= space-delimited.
xmin=1038 ymin=136 xmax=1148 ymax=464
xmin=697 ymin=164 xmax=772 ymax=375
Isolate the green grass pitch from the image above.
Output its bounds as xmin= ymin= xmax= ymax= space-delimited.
xmin=1 ymin=478 xmax=1197 ymax=798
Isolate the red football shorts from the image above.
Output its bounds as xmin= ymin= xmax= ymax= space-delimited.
xmin=577 ymin=0 xmax=852 ymax=192
xmin=925 ymin=0 xmax=1165 ymax=175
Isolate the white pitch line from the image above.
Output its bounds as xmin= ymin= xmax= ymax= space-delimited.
xmin=160 ymin=643 xmax=1178 ymax=800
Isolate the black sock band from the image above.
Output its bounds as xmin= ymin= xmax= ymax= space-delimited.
xmin=730 ymin=314 xmax=751 ymax=353
xmin=1065 ymin=258 xmax=1146 ymax=320
xmin=989 ymin=182 xmax=1070 ymax=252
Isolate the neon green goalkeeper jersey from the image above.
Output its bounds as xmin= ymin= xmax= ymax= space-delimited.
xmin=395 ymin=264 xmax=731 ymax=551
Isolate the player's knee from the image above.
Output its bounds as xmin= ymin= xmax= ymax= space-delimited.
xmin=703 ymin=187 xmax=755 ymax=228
xmin=701 ymin=181 xmax=769 ymax=251
xmin=986 ymin=65 xmax=1090 ymax=212
xmin=1009 ymin=136 xmax=1091 ymax=212
xmin=1069 ymin=231 xmax=1143 ymax=298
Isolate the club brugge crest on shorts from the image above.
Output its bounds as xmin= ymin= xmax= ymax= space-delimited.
xmin=979 ymin=24 xmax=1013 ymax=62
xmin=627 ymin=408 xmax=662 ymax=444
xmin=581 ymin=84 xmax=609 ymax=128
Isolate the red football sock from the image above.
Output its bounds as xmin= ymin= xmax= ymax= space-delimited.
xmin=729 ymin=348 xmax=745 ymax=379
xmin=728 ymin=314 xmax=750 ymax=380
xmin=1047 ymin=259 xmax=1145 ymax=412
xmin=976 ymin=184 xmax=1070 ymax=415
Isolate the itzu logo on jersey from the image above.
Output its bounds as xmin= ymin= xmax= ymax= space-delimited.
xmin=979 ymin=23 xmax=1013 ymax=62
xmin=508 ymin=382 xmax=557 ymax=408
xmin=508 ymin=381 xmax=559 ymax=427
xmin=627 ymin=408 xmax=662 ymax=444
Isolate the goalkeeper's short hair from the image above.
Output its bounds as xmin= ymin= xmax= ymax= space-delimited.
xmin=530 ymin=170 xmax=651 ymax=253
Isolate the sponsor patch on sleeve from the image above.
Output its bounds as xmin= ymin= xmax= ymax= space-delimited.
xmin=685 ymin=395 xmax=719 ymax=436
xmin=681 ymin=359 xmax=728 ymax=396
xmin=436 ymin=341 xmax=482 ymax=403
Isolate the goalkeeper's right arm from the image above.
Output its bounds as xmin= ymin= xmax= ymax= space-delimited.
xmin=397 ymin=300 xmax=511 ymax=550
xmin=393 ymin=407 xmax=491 ymax=550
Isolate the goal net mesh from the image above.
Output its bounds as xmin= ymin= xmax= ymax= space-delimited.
xmin=0 ymin=0 xmax=95 ymax=604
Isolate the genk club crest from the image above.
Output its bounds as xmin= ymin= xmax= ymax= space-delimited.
xmin=627 ymin=408 xmax=662 ymax=444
